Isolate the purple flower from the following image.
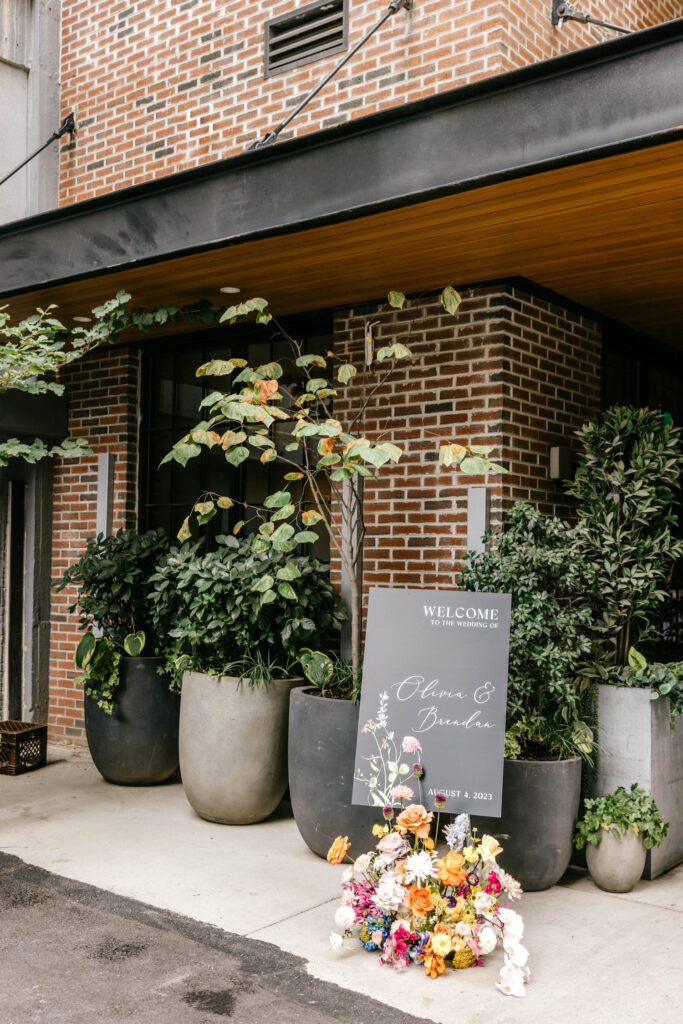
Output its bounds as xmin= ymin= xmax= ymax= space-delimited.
xmin=434 ymin=791 xmax=447 ymax=808
xmin=382 ymin=805 xmax=394 ymax=820
xmin=412 ymin=763 xmax=424 ymax=779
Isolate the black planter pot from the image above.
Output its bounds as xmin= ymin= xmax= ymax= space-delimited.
xmin=471 ymin=756 xmax=582 ymax=891
xmin=288 ymin=687 xmax=378 ymax=858
xmin=84 ymin=656 xmax=180 ymax=786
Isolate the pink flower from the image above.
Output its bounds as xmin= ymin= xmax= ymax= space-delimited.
xmin=389 ymin=784 xmax=414 ymax=801
xmin=377 ymin=831 xmax=410 ymax=860
xmin=371 ymin=930 xmax=384 ymax=946
xmin=402 ymin=736 xmax=421 ymax=753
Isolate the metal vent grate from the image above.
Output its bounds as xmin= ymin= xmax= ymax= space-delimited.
xmin=265 ymin=0 xmax=347 ymax=77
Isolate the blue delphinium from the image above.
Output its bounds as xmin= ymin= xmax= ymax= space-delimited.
xmin=443 ymin=812 xmax=470 ymax=851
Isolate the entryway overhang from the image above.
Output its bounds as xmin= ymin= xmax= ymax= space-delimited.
xmin=1 ymin=20 xmax=682 ymax=342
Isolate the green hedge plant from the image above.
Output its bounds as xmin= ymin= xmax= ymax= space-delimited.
xmin=458 ymin=501 xmax=594 ymax=760
xmin=147 ymin=534 xmax=345 ymax=687
xmin=566 ymin=405 xmax=683 ymax=671
xmin=54 ymin=529 xmax=172 ymax=712
xmin=574 ymin=784 xmax=668 ymax=851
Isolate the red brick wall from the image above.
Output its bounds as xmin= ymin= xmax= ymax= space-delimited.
xmin=330 ymin=283 xmax=601 ymax=603
xmin=45 ymin=283 xmax=601 ymax=743
xmin=58 ymin=0 xmax=679 ymax=204
xmin=48 ymin=346 xmax=140 ymax=743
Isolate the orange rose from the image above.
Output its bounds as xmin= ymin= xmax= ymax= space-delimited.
xmin=326 ymin=835 xmax=351 ymax=865
xmin=406 ymin=885 xmax=435 ymax=917
xmin=395 ymin=804 xmax=433 ymax=839
xmin=435 ymin=849 xmax=468 ymax=887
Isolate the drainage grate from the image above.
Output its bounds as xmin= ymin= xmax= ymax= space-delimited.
xmin=264 ymin=0 xmax=348 ymax=77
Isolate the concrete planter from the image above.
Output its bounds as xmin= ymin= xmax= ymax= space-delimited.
xmin=288 ymin=687 xmax=377 ymax=858
xmin=592 ymin=684 xmax=683 ymax=879
xmin=84 ymin=656 xmax=179 ymax=786
xmin=472 ymin=756 xmax=582 ymax=891
xmin=179 ymin=670 xmax=300 ymax=825
xmin=585 ymin=828 xmax=647 ymax=893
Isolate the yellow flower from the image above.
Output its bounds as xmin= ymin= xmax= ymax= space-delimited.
xmin=462 ymin=845 xmax=478 ymax=863
xmin=424 ymin=837 xmax=435 ymax=851
xmin=477 ymin=835 xmax=503 ymax=861
xmin=372 ymin=824 xmax=389 ymax=837
xmin=431 ymin=933 xmax=452 ymax=957
xmin=326 ymin=836 xmax=351 ymax=865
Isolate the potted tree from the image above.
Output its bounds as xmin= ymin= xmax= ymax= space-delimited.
xmin=574 ymin=784 xmax=668 ymax=892
xmin=148 ymin=535 xmax=344 ymax=824
xmin=54 ymin=528 xmax=179 ymax=785
xmin=459 ymin=501 xmax=594 ymax=890
xmin=160 ymin=291 xmax=503 ymax=848
xmin=566 ymin=405 xmax=683 ymax=878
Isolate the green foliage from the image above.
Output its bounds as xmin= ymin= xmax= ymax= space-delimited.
xmin=54 ymin=529 xmax=171 ymax=712
xmin=147 ymin=535 xmax=345 ymax=687
xmin=300 ymin=649 xmax=362 ymax=702
xmin=458 ymin=501 xmax=594 ymax=761
xmin=0 ymin=291 xmax=229 ymax=467
xmin=613 ymin=647 xmax=683 ymax=724
xmin=574 ymin=784 xmax=669 ymax=850
xmin=162 ymin=290 xmax=505 ymax=680
xmin=566 ymin=406 xmax=683 ymax=668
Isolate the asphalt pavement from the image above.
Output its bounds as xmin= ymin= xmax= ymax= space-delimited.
xmin=0 ymin=852 xmax=423 ymax=1024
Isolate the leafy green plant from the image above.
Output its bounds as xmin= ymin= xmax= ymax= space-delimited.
xmin=615 ymin=647 xmax=683 ymax=723
xmin=161 ymin=290 xmax=505 ymax=683
xmin=1 ymin=291 xmax=230 ymax=467
xmin=566 ymin=406 xmax=683 ymax=669
xmin=53 ymin=529 xmax=171 ymax=711
xmin=574 ymin=783 xmax=669 ymax=850
xmin=458 ymin=501 xmax=594 ymax=760
xmin=148 ymin=535 xmax=345 ymax=687
xmin=300 ymin=649 xmax=362 ymax=702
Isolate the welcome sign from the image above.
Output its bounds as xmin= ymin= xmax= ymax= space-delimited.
xmin=352 ymin=588 xmax=512 ymax=818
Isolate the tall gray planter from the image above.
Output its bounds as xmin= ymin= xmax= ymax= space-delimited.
xmin=84 ymin=656 xmax=179 ymax=786
xmin=288 ymin=687 xmax=377 ymax=858
xmin=472 ymin=757 xmax=582 ymax=891
xmin=592 ymin=685 xmax=683 ymax=879
xmin=179 ymin=670 xmax=300 ymax=825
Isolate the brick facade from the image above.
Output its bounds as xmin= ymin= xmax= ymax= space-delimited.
xmin=330 ymin=284 xmax=601 ymax=600
xmin=44 ymin=283 xmax=600 ymax=744
xmin=49 ymin=347 xmax=140 ymax=741
xmin=58 ymin=0 xmax=679 ymax=205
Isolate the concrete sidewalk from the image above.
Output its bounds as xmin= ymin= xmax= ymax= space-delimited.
xmin=1 ymin=746 xmax=682 ymax=1024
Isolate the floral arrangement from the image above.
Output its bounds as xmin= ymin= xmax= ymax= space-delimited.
xmin=327 ymin=740 xmax=530 ymax=997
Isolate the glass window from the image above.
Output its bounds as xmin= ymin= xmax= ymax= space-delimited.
xmin=139 ymin=313 xmax=333 ymax=558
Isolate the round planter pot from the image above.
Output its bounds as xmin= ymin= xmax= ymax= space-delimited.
xmin=586 ymin=828 xmax=647 ymax=893
xmin=84 ymin=656 xmax=180 ymax=786
xmin=288 ymin=687 xmax=378 ymax=859
xmin=471 ymin=756 xmax=582 ymax=891
xmin=180 ymin=670 xmax=300 ymax=825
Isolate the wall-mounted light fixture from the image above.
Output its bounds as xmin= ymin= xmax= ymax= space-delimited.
xmin=551 ymin=0 xmax=633 ymax=35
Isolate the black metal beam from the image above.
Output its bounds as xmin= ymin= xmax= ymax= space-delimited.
xmin=0 ymin=20 xmax=682 ymax=298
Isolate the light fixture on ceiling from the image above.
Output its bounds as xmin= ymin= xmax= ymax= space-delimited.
xmin=219 ymin=286 xmax=241 ymax=294
xmin=73 ymin=316 xmax=92 ymax=323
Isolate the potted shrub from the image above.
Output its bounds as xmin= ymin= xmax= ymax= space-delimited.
xmin=459 ymin=501 xmax=594 ymax=890
xmin=54 ymin=528 xmax=179 ymax=785
xmin=566 ymin=405 xmax=683 ymax=877
xmin=148 ymin=535 xmax=344 ymax=824
xmin=574 ymin=784 xmax=669 ymax=892
xmin=160 ymin=291 xmax=503 ymax=845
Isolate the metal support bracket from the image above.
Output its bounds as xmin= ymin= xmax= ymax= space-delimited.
xmin=551 ymin=0 xmax=632 ymax=34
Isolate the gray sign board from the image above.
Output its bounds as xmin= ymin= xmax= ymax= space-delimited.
xmin=352 ymin=588 xmax=512 ymax=818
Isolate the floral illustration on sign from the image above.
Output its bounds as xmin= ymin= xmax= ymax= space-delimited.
xmin=354 ymin=691 xmax=424 ymax=807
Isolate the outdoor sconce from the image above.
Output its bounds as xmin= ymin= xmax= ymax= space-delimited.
xmin=548 ymin=445 xmax=572 ymax=480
